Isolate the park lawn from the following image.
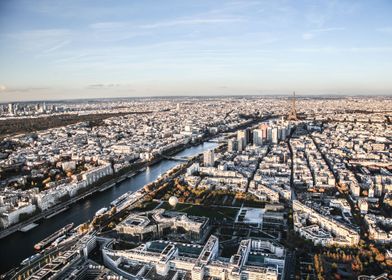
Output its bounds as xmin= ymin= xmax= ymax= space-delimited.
xmin=159 ymin=202 xmax=239 ymax=220
xmin=134 ymin=200 xmax=160 ymax=212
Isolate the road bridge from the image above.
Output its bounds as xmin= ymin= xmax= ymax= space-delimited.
xmin=159 ymin=154 xmax=193 ymax=162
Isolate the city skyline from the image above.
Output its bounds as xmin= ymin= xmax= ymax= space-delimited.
xmin=1 ymin=96 xmax=391 ymax=279
xmin=0 ymin=2 xmax=391 ymax=277
xmin=1 ymin=0 xmax=392 ymax=101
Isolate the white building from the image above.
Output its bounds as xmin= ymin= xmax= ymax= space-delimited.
xmin=82 ymin=162 xmax=113 ymax=185
xmin=293 ymin=200 xmax=360 ymax=246
xmin=203 ymin=150 xmax=215 ymax=167
xmin=103 ymin=235 xmax=281 ymax=280
xmin=358 ymin=198 xmax=368 ymax=214
xmin=228 ymin=139 xmax=238 ymax=152
xmin=0 ymin=203 xmax=37 ymax=228
xmin=271 ymin=128 xmax=278 ymax=144
xmin=253 ymin=129 xmax=263 ymax=146
xmin=237 ymin=130 xmax=247 ymax=151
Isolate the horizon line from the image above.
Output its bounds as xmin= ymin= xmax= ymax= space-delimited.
xmin=1 ymin=92 xmax=392 ymax=104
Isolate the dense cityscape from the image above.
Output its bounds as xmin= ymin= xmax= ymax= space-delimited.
xmin=1 ymin=0 xmax=392 ymax=279
xmin=0 ymin=95 xmax=391 ymax=279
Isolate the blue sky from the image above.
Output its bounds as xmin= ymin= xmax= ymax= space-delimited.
xmin=0 ymin=0 xmax=392 ymax=101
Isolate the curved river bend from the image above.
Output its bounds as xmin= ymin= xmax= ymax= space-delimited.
xmin=0 ymin=142 xmax=217 ymax=273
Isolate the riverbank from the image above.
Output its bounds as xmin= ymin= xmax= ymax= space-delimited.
xmin=5 ymin=142 xmax=220 ymax=280
xmin=0 ymin=142 xmax=219 ymax=274
xmin=0 ymin=134 xmax=202 ymax=239
xmin=0 ymin=116 xmax=265 ymax=240
xmin=0 ymin=114 xmax=276 ymax=273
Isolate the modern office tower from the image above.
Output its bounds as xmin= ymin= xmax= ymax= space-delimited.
xmin=278 ymin=126 xmax=288 ymax=141
xmin=280 ymin=127 xmax=287 ymax=141
xmin=245 ymin=128 xmax=252 ymax=144
xmin=237 ymin=130 xmax=247 ymax=145
xmin=271 ymin=127 xmax=279 ymax=144
xmin=374 ymin=176 xmax=383 ymax=197
xmin=266 ymin=127 xmax=272 ymax=142
xmin=238 ymin=139 xmax=245 ymax=152
xmin=203 ymin=150 xmax=215 ymax=167
xmin=253 ymin=129 xmax=263 ymax=146
xmin=228 ymin=139 xmax=238 ymax=152
xmin=260 ymin=123 xmax=268 ymax=140
xmin=8 ymin=103 xmax=14 ymax=115
xmin=237 ymin=130 xmax=247 ymax=151
xmin=287 ymin=124 xmax=293 ymax=135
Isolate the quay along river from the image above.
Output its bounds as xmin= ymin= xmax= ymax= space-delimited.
xmin=0 ymin=142 xmax=217 ymax=274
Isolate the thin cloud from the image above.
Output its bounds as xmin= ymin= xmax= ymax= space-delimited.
xmin=140 ymin=17 xmax=244 ymax=29
xmin=292 ymin=46 xmax=392 ymax=53
xmin=302 ymin=27 xmax=345 ymax=40
xmin=312 ymin=27 xmax=345 ymax=32
xmin=377 ymin=27 xmax=392 ymax=34
xmin=42 ymin=40 xmax=71 ymax=53
xmin=89 ymin=16 xmax=244 ymax=32
xmin=7 ymin=28 xmax=72 ymax=53
xmin=89 ymin=21 xmax=127 ymax=29
xmin=87 ymin=84 xmax=123 ymax=89
xmin=0 ymin=84 xmax=7 ymax=92
xmin=3 ymin=87 xmax=51 ymax=92
xmin=302 ymin=33 xmax=313 ymax=40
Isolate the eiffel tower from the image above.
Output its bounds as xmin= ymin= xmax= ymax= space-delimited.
xmin=287 ymin=91 xmax=298 ymax=121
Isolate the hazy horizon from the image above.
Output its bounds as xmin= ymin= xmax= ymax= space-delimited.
xmin=1 ymin=0 xmax=392 ymax=102
xmin=2 ymin=91 xmax=392 ymax=104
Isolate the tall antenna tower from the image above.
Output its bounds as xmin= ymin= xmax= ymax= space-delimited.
xmin=287 ymin=91 xmax=298 ymax=121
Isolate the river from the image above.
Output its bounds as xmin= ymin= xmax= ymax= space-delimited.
xmin=0 ymin=142 xmax=217 ymax=273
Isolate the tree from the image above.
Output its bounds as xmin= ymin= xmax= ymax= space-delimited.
xmin=375 ymin=253 xmax=385 ymax=262
xmin=314 ymin=255 xmax=320 ymax=272
xmin=331 ymin=262 xmax=338 ymax=272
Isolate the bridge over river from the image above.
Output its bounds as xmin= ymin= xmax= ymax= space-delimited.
xmin=159 ymin=154 xmax=194 ymax=162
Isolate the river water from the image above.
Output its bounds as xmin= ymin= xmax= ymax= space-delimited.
xmin=0 ymin=142 xmax=217 ymax=273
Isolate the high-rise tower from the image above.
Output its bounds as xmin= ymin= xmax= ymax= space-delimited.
xmin=287 ymin=91 xmax=298 ymax=121
xmin=203 ymin=150 xmax=215 ymax=167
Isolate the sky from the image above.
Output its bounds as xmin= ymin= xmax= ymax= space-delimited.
xmin=0 ymin=0 xmax=392 ymax=101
